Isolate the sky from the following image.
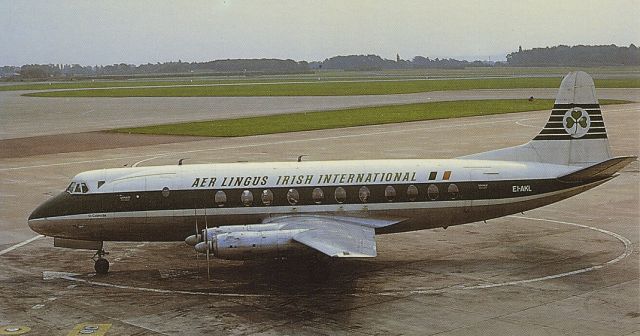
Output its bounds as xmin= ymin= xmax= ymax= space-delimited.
xmin=1 ymin=0 xmax=639 ymax=66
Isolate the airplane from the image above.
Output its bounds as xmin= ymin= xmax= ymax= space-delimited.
xmin=28 ymin=71 xmax=636 ymax=275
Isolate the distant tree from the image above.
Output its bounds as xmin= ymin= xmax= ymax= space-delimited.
xmin=18 ymin=64 xmax=60 ymax=79
xmin=506 ymin=44 xmax=640 ymax=66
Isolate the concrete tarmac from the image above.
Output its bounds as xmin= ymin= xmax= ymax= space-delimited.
xmin=0 ymin=101 xmax=638 ymax=335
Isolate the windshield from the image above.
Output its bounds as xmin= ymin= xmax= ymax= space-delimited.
xmin=66 ymin=182 xmax=89 ymax=194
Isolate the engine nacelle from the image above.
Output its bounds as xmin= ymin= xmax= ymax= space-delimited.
xmin=185 ymin=223 xmax=287 ymax=246
xmin=208 ymin=223 xmax=285 ymax=235
xmin=210 ymin=229 xmax=308 ymax=260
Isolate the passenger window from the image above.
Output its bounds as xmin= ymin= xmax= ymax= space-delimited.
xmin=358 ymin=186 xmax=370 ymax=203
xmin=384 ymin=186 xmax=396 ymax=202
xmin=287 ymin=189 xmax=299 ymax=205
xmin=214 ymin=190 xmax=227 ymax=207
xmin=161 ymin=187 xmax=170 ymax=198
xmin=448 ymin=184 xmax=459 ymax=200
xmin=407 ymin=185 xmax=418 ymax=201
xmin=312 ymin=188 xmax=324 ymax=204
xmin=261 ymin=189 xmax=274 ymax=206
xmin=81 ymin=183 xmax=89 ymax=193
xmin=335 ymin=187 xmax=346 ymax=204
xmin=241 ymin=190 xmax=253 ymax=206
xmin=427 ymin=184 xmax=439 ymax=200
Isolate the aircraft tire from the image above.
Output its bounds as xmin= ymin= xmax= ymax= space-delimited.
xmin=94 ymin=258 xmax=109 ymax=275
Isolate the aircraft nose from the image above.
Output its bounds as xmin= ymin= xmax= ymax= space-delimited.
xmin=28 ymin=203 xmax=51 ymax=235
xmin=28 ymin=192 xmax=66 ymax=235
xmin=27 ymin=216 xmax=49 ymax=235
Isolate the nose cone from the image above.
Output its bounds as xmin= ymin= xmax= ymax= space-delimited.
xmin=28 ymin=213 xmax=49 ymax=236
xmin=195 ymin=242 xmax=207 ymax=253
xmin=185 ymin=234 xmax=202 ymax=246
xmin=195 ymin=241 xmax=215 ymax=254
xmin=28 ymin=192 xmax=67 ymax=235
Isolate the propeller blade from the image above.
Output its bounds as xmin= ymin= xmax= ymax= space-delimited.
xmin=205 ymin=207 xmax=210 ymax=282
xmin=194 ymin=209 xmax=199 ymax=259
xmin=185 ymin=208 xmax=201 ymax=246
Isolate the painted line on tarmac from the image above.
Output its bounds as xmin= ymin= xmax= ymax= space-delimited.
xmin=132 ymin=154 xmax=172 ymax=167
xmin=58 ymin=275 xmax=273 ymax=297
xmin=0 ymin=325 xmax=31 ymax=335
xmin=397 ymin=215 xmax=634 ymax=295
xmin=0 ymin=235 xmax=43 ymax=256
xmin=515 ymin=119 xmax=540 ymax=128
xmin=66 ymin=323 xmax=111 ymax=336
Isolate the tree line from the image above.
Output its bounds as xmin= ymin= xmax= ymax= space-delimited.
xmin=2 ymin=44 xmax=638 ymax=80
xmin=506 ymin=44 xmax=639 ymax=66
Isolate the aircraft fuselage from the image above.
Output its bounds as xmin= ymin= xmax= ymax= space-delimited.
xmin=28 ymin=159 xmax=609 ymax=241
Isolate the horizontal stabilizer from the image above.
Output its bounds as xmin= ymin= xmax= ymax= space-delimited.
xmin=558 ymin=156 xmax=637 ymax=182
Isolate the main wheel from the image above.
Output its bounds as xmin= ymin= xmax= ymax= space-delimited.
xmin=94 ymin=258 xmax=109 ymax=275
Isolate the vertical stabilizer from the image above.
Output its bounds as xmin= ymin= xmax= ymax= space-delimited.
xmin=533 ymin=71 xmax=607 ymax=141
xmin=460 ymin=71 xmax=612 ymax=166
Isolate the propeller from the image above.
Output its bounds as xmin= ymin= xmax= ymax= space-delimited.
xmin=194 ymin=209 xmax=199 ymax=259
xmin=184 ymin=208 xmax=202 ymax=246
xmin=204 ymin=207 xmax=211 ymax=281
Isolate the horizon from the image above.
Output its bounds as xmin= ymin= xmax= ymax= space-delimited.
xmin=3 ymin=44 xmax=639 ymax=69
xmin=2 ymin=0 xmax=639 ymax=66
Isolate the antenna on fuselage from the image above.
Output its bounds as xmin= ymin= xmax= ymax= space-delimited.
xmin=178 ymin=158 xmax=189 ymax=166
xmin=297 ymin=155 xmax=308 ymax=162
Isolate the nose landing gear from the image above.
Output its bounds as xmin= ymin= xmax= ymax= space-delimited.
xmin=92 ymin=248 xmax=109 ymax=275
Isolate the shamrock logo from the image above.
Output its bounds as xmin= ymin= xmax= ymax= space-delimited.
xmin=562 ymin=107 xmax=590 ymax=138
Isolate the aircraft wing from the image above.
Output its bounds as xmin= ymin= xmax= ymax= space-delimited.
xmin=266 ymin=215 xmax=392 ymax=257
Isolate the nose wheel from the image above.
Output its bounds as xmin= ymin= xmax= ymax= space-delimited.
xmin=92 ymin=249 xmax=109 ymax=275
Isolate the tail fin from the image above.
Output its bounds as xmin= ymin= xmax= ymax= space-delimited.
xmin=460 ymin=71 xmax=612 ymax=166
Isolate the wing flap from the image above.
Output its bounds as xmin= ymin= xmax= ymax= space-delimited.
xmin=293 ymin=223 xmax=377 ymax=257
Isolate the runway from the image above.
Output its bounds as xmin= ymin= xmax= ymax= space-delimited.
xmin=0 ymin=97 xmax=638 ymax=334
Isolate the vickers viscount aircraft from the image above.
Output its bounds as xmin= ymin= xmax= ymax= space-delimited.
xmin=29 ymin=72 xmax=636 ymax=275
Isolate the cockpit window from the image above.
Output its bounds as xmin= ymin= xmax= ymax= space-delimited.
xmin=67 ymin=182 xmax=89 ymax=194
xmin=66 ymin=182 xmax=76 ymax=193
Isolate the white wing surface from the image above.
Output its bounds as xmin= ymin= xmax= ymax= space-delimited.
xmin=266 ymin=215 xmax=401 ymax=257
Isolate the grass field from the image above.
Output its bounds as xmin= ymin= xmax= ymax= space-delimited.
xmin=112 ymin=99 xmax=629 ymax=137
xmin=4 ymin=66 xmax=640 ymax=92
xmin=22 ymin=77 xmax=640 ymax=97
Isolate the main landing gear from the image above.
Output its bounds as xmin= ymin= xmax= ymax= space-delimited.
xmin=92 ymin=248 xmax=109 ymax=275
